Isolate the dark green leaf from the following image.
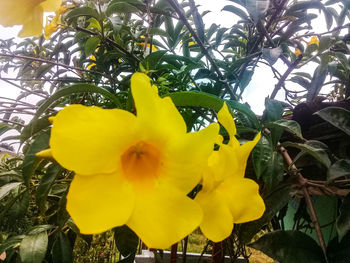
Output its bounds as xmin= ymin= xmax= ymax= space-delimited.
xmin=65 ymin=7 xmax=100 ymax=22
xmin=35 ymin=84 xmax=121 ymax=118
xmin=189 ymin=0 xmax=205 ymax=42
xmin=52 ymin=232 xmax=73 ymax=263
xmin=328 ymin=159 xmax=350 ymax=181
xmin=264 ymin=99 xmax=285 ymax=122
xmin=0 ymin=235 xmax=25 ymax=254
xmin=261 ymin=151 xmax=284 ymax=190
xmin=265 ymin=119 xmax=303 ymax=138
xmin=239 ymin=184 xmax=291 ymax=244
xmin=0 ymin=182 xmax=22 ymax=201
xmin=249 ymin=230 xmax=325 ymax=263
xmin=327 ymin=232 xmax=350 ymax=263
xmin=36 ymin=163 xmax=62 ymax=212
xmin=20 ymin=115 xmax=51 ymax=143
xmin=19 ymin=232 xmax=48 ymax=263
xmin=315 ymin=107 xmax=350 ymax=136
xmin=252 ymin=134 xmax=272 ymax=179
xmin=282 ymin=141 xmax=331 ymax=168
xmin=113 ymin=225 xmax=139 ymax=257
xmin=142 ymin=50 xmax=167 ymax=70
xmin=84 ymin=37 xmax=100 ymax=56
xmin=106 ymin=2 xmax=141 ymax=16
xmin=22 ymin=132 xmax=50 ymax=185
xmin=336 ymin=193 xmax=350 ymax=241
xmin=222 ymin=5 xmax=249 ymax=20
xmin=285 ymin=1 xmax=324 ymax=16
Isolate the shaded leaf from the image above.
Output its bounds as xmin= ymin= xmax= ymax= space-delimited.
xmin=265 ymin=119 xmax=303 ymax=138
xmin=252 ymin=134 xmax=272 ymax=179
xmin=249 ymin=230 xmax=325 ymax=263
xmin=0 ymin=182 xmax=22 ymax=201
xmin=0 ymin=235 xmax=25 ymax=254
xmin=113 ymin=226 xmax=139 ymax=257
xmin=52 ymin=232 xmax=73 ymax=263
xmin=315 ymin=107 xmax=350 ymax=136
xmin=336 ymin=193 xmax=350 ymax=241
xmin=84 ymin=37 xmax=100 ymax=56
xmin=19 ymin=232 xmax=48 ymax=263
xmin=328 ymin=159 xmax=350 ymax=181
xmin=327 ymin=232 xmax=350 ymax=263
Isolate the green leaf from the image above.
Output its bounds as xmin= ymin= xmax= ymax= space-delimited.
xmin=36 ymin=164 xmax=62 ymax=212
xmin=336 ymin=193 xmax=350 ymax=241
xmin=113 ymin=225 xmax=139 ymax=257
xmin=22 ymin=132 xmax=50 ymax=185
xmin=0 ymin=182 xmax=22 ymax=201
xmin=19 ymin=232 xmax=48 ymax=263
xmin=282 ymin=141 xmax=331 ymax=168
xmin=261 ymin=151 xmax=284 ymax=190
xmin=238 ymin=184 xmax=291 ymax=244
xmin=20 ymin=116 xmax=51 ymax=143
xmin=315 ymin=107 xmax=350 ymax=136
xmin=265 ymin=119 xmax=303 ymax=138
xmin=0 ymin=122 xmax=13 ymax=136
xmin=285 ymin=1 xmax=324 ymax=16
xmin=0 ymin=235 xmax=25 ymax=254
xmin=106 ymin=0 xmax=143 ymax=16
xmin=328 ymin=159 xmax=350 ymax=181
xmin=264 ymin=99 xmax=285 ymax=122
xmin=84 ymin=36 xmax=100 ymax=56
xmin=189 ymin=0 xmax=205 ymax=42
xmin=142 ymin=50 xmax=167 ymax=70
xmin=52 ymin=232 xmax=73 ymax=263
xmin=252 ymin=134 xmax=272 ymax=179
xmin=249 ymin=230 xmax=325 ymax=263
xmin=65 ymin=7 xmax=100 ymax=22
xmin=222 ymin=5 xmax=249 ymax=20
xmin=167 ymin=91 xmax=260 ymax=128
xmin=35 ymin=84 xmax=121 ymax=118
xmin=327 ymin=232 xmax=350 ymax=263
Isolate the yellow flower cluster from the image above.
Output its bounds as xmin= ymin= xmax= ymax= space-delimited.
xmin=37 ymin=73 xmax=265 ymax=249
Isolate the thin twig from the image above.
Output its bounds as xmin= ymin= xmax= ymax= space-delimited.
xmin=166 ymin=0 xmax=235 ymax=99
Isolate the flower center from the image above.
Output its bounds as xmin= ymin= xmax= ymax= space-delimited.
xmin=121 ymin=141 xmax=161 ymax=183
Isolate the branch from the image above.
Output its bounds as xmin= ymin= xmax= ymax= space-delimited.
xmin=166 ymin=0 xmax=235 ymax=99
xmin=279 ymin=145 xmax=328 ymax=261
xmin=270 ymin=55 xmax=303 ymax=99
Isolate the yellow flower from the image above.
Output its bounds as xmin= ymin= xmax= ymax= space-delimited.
xmin=137 ymin=42 xmax=158 ymax=51
xmin=295 ymin=48 xmax=302 ymax=57
xmin=87 ymin=55 xmax=96 ymax=70
xmin=308 ymin=36 xmax=319 ymax=46
xmin=0 ymin=0 xmax=62 ymax=37
xmin=195 ymin=103 xmax=265 ymax=242
xmin=38 ymin=73 xmax=219 ymax=249
xmin=43 ymin=4 xmax=73 ymax=40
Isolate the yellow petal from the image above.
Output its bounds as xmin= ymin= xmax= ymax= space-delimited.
xmin=50 ymin=104 xmax=136 ymax=175
xmin=235 ymin=132 xmax=261 ymax=177
xmin=36 ymin=148 xmax=53 ymax=158
xmin=162 ymin=123 xmax=219 ymax=193
xmin=18 ymin=5 xmax=44 ymax=37
xmin=219 ymin=178 xmax=265 ymax=224
xmin=217 ymin=103 xmax=236 ymax=141
xmin=0 ymin=0 xmax=39 ymax=26
xmin=127 ymin=186 xmax=202 ymax=249
xmin=40 ymin=0 xmax=62 ymax=12
xmin=195 ymin=189 xmax=233 ymax=242
xmin=131 ymin=73 xmax=186 ymax=137
xmin=67 ymin=172 xmax=134 ymax=234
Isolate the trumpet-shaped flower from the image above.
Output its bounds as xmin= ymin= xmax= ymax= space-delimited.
xmin=195 ymin=103 xmax=265 ymax=242
xmin=0 ymin=0 xmax=62 ymax=37
xmin=39 ymin=73 xmax=219 ymax=249
xmin=43 ymin=4 xmax=72 ymax=39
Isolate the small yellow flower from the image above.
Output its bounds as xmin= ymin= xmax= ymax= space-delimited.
xmin=195 ymin=103 xmax=265 ymax=242
xmin=38 ymin=73 xmax=219 ymax=249
xmin=137 ymin=42 xmax=158 ymax=51
xmin=308 ymin=36 xmax=319 ymax=46
xmin=0 ymin=0 xmax=62 ymax=37
xmin=43 ymin=4 xmax=73 ymax=40
xmin=295 ymin=48 xmax=302 ymax=57
xmin=87 ymin=55 xmax=96 ymax=70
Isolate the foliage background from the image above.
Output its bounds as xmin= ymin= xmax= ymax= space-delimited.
xmin=0 ymin=0 xmax=350 ymax=262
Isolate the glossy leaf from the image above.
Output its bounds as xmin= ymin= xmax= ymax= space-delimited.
xmin=19 ymin=232 xmax=48 ymax=263
xmin=262 ymin=151 xmax=284 ymax=191
xmin=264 ymin=99 xmax=285 ymax=122
xmin=35 ymin=84 xmax=121 ymax=118
xmin=113 ymin=225 xmax=139 ymax=257
xmin=36 ymin=163 xmax=62 ymax=212
xmin=265 ymin=119 xmax=303 ymax=138
xmin=249 ymin=230 xmax=325 ymax=263
xmin=336 ymin=193 xmax=350 ymax=241
xmin=84 ymin=37 xmax=100 ymax=56
xmin=328 ymin=159 xmax=350 ymax=181
xmin=0 ymin=182 xmax=22 ymax=201
xmin=22 ymin=132 xmax=50 ymax=185
xmin=52 ymin=232 xmax=73 ymax=263
xmin=282 ymin=141 xmax=331 ymax=168
xmin=315 ymin=107 xmax=350 ymax=136
xmin=252 ymin=134 xmax=272 ymax=179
